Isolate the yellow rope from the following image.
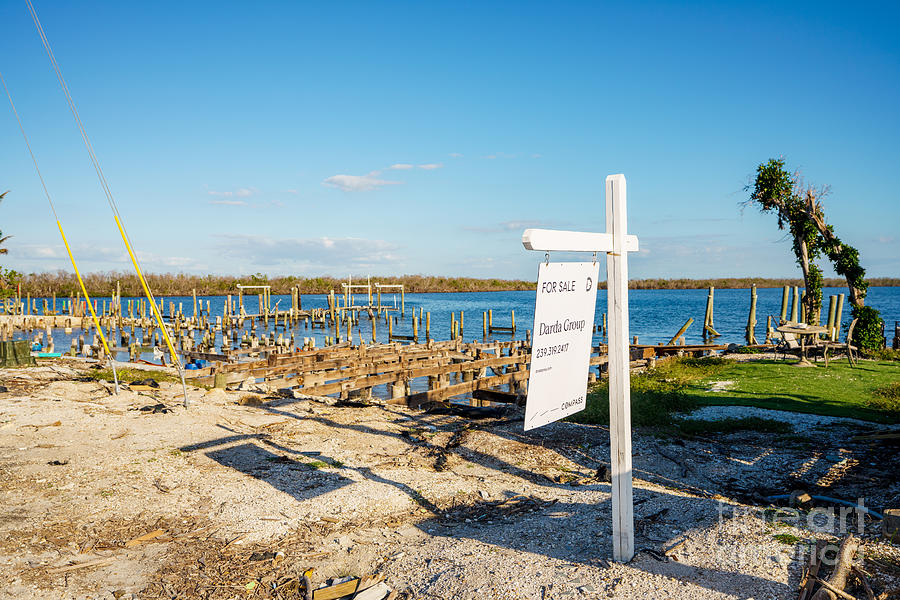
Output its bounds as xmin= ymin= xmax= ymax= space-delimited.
xmin=57 ymin=222 xmax=114 ymax=358
xmin=114 ymin=216 xmax=180 ymax=367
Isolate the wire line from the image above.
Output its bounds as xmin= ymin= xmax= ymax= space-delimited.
xmin=25 ymin=0 xmax=189 ymax=405
xmin=1 ymin=69 xmax=119 ymax=393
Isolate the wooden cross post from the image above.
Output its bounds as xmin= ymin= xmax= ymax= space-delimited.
xmin=521 ymin=174 xmax=638 ymax=562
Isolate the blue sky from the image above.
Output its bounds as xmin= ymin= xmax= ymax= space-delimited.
xmin=1 ymin=1 xmax=898 ymax=281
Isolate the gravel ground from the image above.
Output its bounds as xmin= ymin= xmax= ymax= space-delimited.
xmin=0 ymin=359 xmax=898 ymax=599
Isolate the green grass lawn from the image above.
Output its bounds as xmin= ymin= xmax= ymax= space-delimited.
xmin=686 ymin=359 xmax=900 ymax=424
xmin=574 ymin=356 xmax=900 ymax=429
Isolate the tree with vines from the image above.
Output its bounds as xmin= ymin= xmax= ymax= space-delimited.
xmin=746 ymin=159 xmax=883 ymax=350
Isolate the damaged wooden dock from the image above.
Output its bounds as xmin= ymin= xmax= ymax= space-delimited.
xmin=181 ymin=338 xmax=725 ymax=408
xmin=185 ymin=339 xmax=534 ymax=407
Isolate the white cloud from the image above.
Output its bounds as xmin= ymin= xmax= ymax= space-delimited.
xmin=9 ymin=242 xmax=205 ymax=272
xmin=209 ymin=199 xmax=247 ymax=206
xmin=322 ymin=174 xmax=401 ymax=192
xmin=449 ymin=153 xmax=463 ymax=158
xmin=15 ymin=244 xmax=62 ymax=259
xmin=285 ymin=189 xmax=299 ymax=194
xmin=323 ymin=160 xmax=444 ymax=192
xmin=208 ymin=187 xmax=258 ymax=198
xmin=464 ymin=219 xmax=559 ymax=233
xmin=213 ymin=234 xmax=402 ymax=269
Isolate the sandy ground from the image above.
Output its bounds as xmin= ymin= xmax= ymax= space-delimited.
xmin=0 ymin=358 xmax=898 ymax=600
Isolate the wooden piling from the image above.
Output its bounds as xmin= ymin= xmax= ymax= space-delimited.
xmin=746 ymin=285 xmax=758 ymax=345
xmin=667 ymin=318 xmax=693 ymax=346
xmin=329 ymin=290 xmax=335 ymax=322
xmin=703 ymin=286 xmax=717 ymax=339
xmin=826 ymin=295 xmax=837 ymax=341
xmin=790 ymin=286 xmax=799 ymax=322
xmin=780 ymin=286 xmax=789 ymax=322
xmin=834 ymin=293 xmax=844 ymax=341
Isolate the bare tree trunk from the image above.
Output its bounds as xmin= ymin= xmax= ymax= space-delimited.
xmin=797 ymin=239 xmax=821 ymax=324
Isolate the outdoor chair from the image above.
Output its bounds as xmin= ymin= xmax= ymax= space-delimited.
xmin=821 ymin=318 xmax=859 ymax=367
xmin=775 ymin=321 xmax=802 ymax=361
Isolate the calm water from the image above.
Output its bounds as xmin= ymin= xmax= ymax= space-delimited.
xmin=15 ymin=286 xmax=900 ymax=359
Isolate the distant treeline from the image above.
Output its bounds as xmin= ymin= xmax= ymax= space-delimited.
xmin=16 ymin=272 xmax=536 ymax=297
xmin=629 ymin=277 xmax=900 ymax=290
xmin=13 ymin=271 xmax=900 ymax=297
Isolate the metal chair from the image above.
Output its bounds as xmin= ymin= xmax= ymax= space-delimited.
xmin=822 ymin=318 xmax=859 ymax=367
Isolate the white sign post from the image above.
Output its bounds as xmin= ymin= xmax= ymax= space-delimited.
xmin=521 ymin=173 xmax=639 ymax=563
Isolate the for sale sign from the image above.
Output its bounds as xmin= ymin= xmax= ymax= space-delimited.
xmin=524 ymin=261 xmax=600 ymax=431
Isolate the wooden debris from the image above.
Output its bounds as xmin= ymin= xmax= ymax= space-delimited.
xmin=813 ymin=578 xmax=859 ymax=600
xmin=799 ymin=540 xmax=826 ymax=600
xmin=222 ymin=533 xmax=248 ymax=550
xmin=810 ymin=536 xmax=860 ymax=600
xmin=312 ymin=573 xmax=384 ymax=600
xmin=47 ymin=556 xmax=115 ymax=574
xmin=851 ymin=566 xmax=876 ymax=600
xmin=882 ymin=509 xmax=900 ymax=542
xmin=124 ymin=528 xmax=166 ymax=547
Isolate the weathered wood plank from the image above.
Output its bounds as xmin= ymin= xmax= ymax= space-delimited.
xmin=399 ymin=370 xmax=528 ymax=407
